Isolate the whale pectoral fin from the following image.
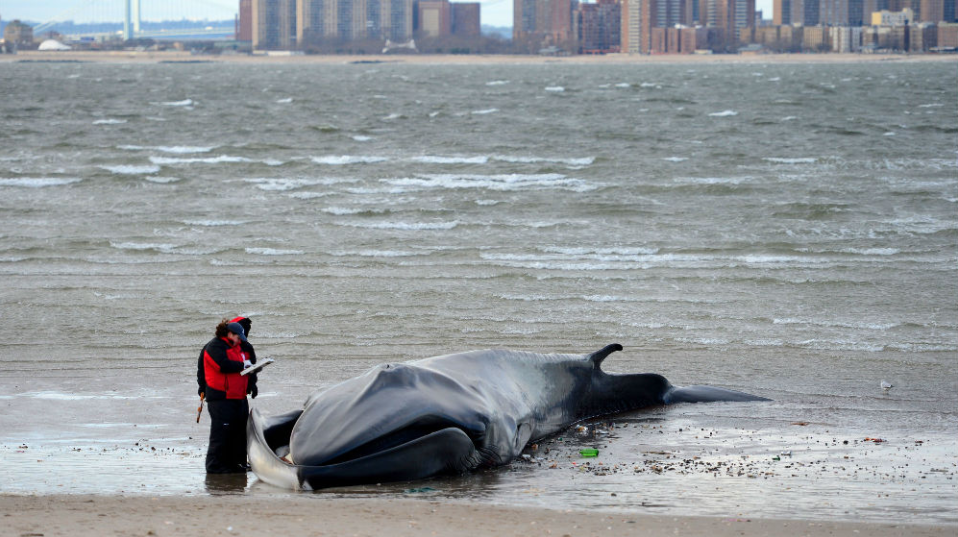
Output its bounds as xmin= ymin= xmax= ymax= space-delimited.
xmin=664 ymin=385 xmax=770 ymax=404
xmin=588 ymin=343 xmax=623 ymax=369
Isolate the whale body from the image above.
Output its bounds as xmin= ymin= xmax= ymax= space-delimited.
xmin=247 ymin=344 xmax=768 ymax=490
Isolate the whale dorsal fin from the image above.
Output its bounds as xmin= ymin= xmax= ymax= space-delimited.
xmin=588 ymin=344 xmax=623 ymax=369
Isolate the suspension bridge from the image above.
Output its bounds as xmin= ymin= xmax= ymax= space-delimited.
xmin=30 ymin=0 xmax=237 ymax=41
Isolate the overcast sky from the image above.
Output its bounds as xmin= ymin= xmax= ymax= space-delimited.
xmin=1 ymin=0 xmax=774 ymax=30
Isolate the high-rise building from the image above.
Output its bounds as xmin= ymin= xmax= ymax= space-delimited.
xmin=514 ymin=0 xmax=574 ymax=45
xmin=773 ymin=0 xmax=791 ymax=24
xmin=238 ymin=0 xmax=253 ymax=41
xmin=820 ymin=0 xmax=865 ymax=25
xmin=620 ymin=0 xmax=646 ymax=51
xmin=253 ymin=0 xmax=297 ymax=49
xmin=419 ymin=0 xmax=452 ymax=36
xmin=279 ymin=0 xmax=413 ymax=48
xmin=919 ymin=0 xmax=954 ymax=20
xmin=575 ymin=0 xmax=621 ymax=52
xmin=700 ymin=0 xmax=754 ymax=48
xmin=451 ymin=3 xmax=482 ymax=36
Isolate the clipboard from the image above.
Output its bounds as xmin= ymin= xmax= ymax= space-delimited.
xmin=241 ymin=357 xmax=274 ymax=376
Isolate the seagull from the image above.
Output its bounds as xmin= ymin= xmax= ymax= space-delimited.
xmin=881 ymin=380 xmax=893 ymax=394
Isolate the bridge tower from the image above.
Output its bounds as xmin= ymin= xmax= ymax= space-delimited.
xmin=123 ymin=0 xmax=142 ymax=40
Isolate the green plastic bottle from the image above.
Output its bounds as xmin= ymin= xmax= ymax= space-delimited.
xmin=580 ymin=448 xmax=599 ymax=458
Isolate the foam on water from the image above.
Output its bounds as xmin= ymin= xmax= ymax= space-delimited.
xmin=411 ymin=156 xmax=490 ymax=164
xmin=311 ymin=155 xmax=389 ymax=165
xmin=92 ymin=119 xmax=127 ymax=125
xmin=709 ymin=110 xmax=738 ymax=117
xmin=100 ymin=165 xmax=161 ymax=175
xmin=338 ymin=220 xmax=460 ymax=231
xmin=245 ymin=247 xmax=305 ymax=256
xmin=119 ymin=145 xmax=215 ymax=154
xmin=0 ymin=177 xmax=82 ymax=188
xmin=382 ymin=173 xmax=596 ymax=192
xmin=154 ymin=99 xmax=194 ymax=107
xmin=149 ymin=155 xmax=282 ymax=166
xmin=244 ymin=177 xmax=356 ymax=191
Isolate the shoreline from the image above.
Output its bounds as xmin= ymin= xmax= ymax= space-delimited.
xmin=1 ymin=494 xmax=953 ymax=537
xmin=3 ymin=49 xmax=957 ymax=65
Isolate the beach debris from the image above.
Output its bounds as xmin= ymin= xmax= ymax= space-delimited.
xmin=863 ymin=437 xmax=887 ymax=444
xmin=580 ymin=448 xmax=599 ymax=458
xmin=403 ymin=487 xmax=437 ymax=494
xmin=881 ymin=380 xmax=893 ymax=394
xmin=791 ymin=421 xmax=809 ymax=426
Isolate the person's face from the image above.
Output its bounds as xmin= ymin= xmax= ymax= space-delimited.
xmin=227 ymin=332 xmax=241 ymax=345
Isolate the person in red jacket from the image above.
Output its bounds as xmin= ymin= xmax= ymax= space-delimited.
xmin=197 ymin=318 xmax=255 ymax=473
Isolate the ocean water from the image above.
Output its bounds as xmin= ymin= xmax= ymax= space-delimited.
xmin=0 ymin=60 xmax=955 ymax=523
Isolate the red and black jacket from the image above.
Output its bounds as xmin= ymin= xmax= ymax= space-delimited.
xmin=198 ymin=336 xmax=249 ymax=401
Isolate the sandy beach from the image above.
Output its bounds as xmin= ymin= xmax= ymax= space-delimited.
xmin=1 ymin=493 xmax=952 ymax=537
xmin=3 ymin=49 xmax=957 ymax=65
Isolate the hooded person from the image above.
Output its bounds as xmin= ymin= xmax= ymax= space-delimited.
xmin=196 ymin=318 xmax=255 ymax=473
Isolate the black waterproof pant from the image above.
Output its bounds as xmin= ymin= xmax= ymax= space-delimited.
xmin=205 ymin=398 xmax=249 ymax=473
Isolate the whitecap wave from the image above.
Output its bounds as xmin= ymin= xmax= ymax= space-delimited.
xmin=492 ymin=155 xmax=595 ymax=166
xmin=382 ymin=173 xmax=596 ymax=192
xmin=545 ymin=86 xmax=565 ymax=92
xmin=100 ymin=165 xmax=161 ymax=175
xmin=156 ymin=99 xmax=194 ymax=107
xmin=339 ymin=221 xmax=460 ymax=231
xmin=117 ymin=145 xmax=214 ymax=154
xmin=183 ymin=219 xmax=246 ymax=226
xmin=311 ymin=155 xmax=389 ymax=165
xmin=144 ymin=176 xmax=181 ymax=184
xmin=245 ymin=247 xmax=305 ymax=255
xmin=764 ymin=157 xmax=816 ymax=164
xmin=838 ymin=247 xmax=899 ymax=256
xmin=410 ymin=156 xmax=489 ymax=164
xmin=93 ymin=119 xmax=127 ymax=125
xmin=110 ymin=241 xmax=179 ymax=253
xmin=244 ymin=177 xmax=356 ymax=191
xmin=471 ymin=108 xmax=499 ymax=115
xmin=149 ymin=155 xmax=279 ymax=165
xmin=0 ymin=177 xmax=82 ymax=188
xmin=329 ymin=249 xmax=423 ymax=257
xmin=486 ymin=80 xmax=509 ymax=86
xmin=709 ymin=110 xmax=738 ymax=117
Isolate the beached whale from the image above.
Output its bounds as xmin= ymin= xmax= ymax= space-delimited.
xmin=247 ymin=344 xmax=768 ymax=490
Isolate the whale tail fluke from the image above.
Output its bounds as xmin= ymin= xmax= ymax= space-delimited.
xmin=664 ymin=385 xmax=770 ymax=404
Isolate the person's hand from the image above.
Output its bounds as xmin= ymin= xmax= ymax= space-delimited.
xmin=198 ymin=387 xmax=205 ymax=397
xmin=250 ymin=384 xmax=258 ymax=399
xmin=244 ymin=360 xmax=252 ymax=369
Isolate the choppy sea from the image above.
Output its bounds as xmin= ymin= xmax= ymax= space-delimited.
xmin=0 ymin=59 xmax=955 ymax=524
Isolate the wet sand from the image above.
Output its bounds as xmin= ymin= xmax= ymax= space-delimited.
xmin=1 ymin=493 xmax=951 ymax=537
xmin=3 ymin=49 xmax=957 ymax=65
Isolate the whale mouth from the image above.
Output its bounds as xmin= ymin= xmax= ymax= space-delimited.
xmin=321 ymin=416 xmax=479 ymax=466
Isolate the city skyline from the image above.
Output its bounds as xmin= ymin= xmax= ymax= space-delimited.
xmin=0 ymin=0 xmax=775 ymax=29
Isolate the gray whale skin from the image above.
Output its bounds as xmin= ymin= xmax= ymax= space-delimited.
xmin=247 ymin=344 xmax=769 ymax=490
